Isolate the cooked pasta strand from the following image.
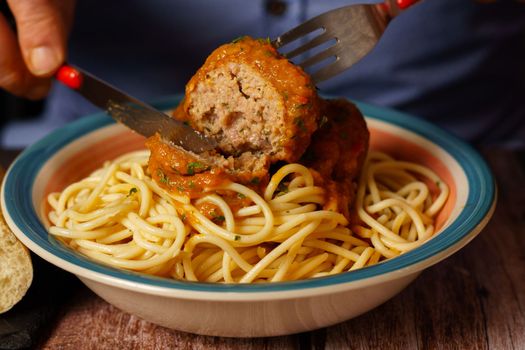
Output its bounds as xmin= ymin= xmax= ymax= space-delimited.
xmin=47 ymin=151 xmax=448 ymax=282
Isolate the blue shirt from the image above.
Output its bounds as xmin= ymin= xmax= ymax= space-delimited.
xmin=2 ymin=0 xmax=524 ymax=148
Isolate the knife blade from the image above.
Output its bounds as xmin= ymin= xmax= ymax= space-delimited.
xmin=55 ymin=64 xmax=217 ymax=153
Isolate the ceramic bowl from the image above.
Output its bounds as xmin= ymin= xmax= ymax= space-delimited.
xmin=1 ymin=97 xmax=496 ymax=337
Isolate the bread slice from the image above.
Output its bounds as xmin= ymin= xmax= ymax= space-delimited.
xmin=0 ymin=169 xmax=33 ymax=313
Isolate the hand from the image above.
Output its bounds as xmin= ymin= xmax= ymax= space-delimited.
xmin=0 ymin=0 xmax=76 ymax=100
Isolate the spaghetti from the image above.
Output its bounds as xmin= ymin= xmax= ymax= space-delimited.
xmin=47 ymin=150 xmax=448 ymax=283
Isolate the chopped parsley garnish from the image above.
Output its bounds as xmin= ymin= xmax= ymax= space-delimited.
xmin=188 ymin=181 xmax=196 ymax=189
xmin=157 ymin=169 xmax=169 ymax=184
xmin=276 ymin=182 xmax=289 ymax=195
xmin=127 ymin=187 xmax=138 ymax=197
xmin=232 ymin=36 xmax=247 ymax=43
xmin=234 ymin=235 xmax=241 ymax=241
xmin=257 ymin=37 xmax=271 ymax=45
xmin=319 ymin=115 xmax=329 ymax=128
xmin=170 ymin=166 xmax=181 ymax=175
xmin=295 ymin=102 xmax=312 ymax=110
xmin=213 ymin=215 xmax=225 ymax=222
xmin=294 ymin=117 xmax=307 ymax=132
xmin=180 ymin=213 xmax=187 ymax=222
xmin=187 ymin=162 xmax=209 ymax=175
xmin=250 ymin=177 xmax=260 ymax=185
xmin=183 ymin=121 xmax=190 ymax=127
xmin=211 ymin=211 xmax=225 ymax=223
xmin=237 ymin=193 xmax=246 ymax=199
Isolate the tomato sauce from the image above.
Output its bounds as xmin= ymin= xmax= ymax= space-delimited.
xmin=146 ymin=134 xmax=230 ymax=198
xmin=146 ymin=39 xmax=369 ymax=221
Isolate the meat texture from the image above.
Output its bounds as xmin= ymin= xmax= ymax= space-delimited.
xmin=174 ymin=36 xmax=321 ymax=165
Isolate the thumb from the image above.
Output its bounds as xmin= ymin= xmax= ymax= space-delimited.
xmin=7 ymin=0 xmax=75 ymax=77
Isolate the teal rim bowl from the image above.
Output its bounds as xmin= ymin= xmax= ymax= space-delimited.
xmin=1 ymin=96 xmax=496 ymax=296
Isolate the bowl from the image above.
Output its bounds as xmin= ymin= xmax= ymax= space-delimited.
xmin=1 ymin=97 xmax=496 ymax=337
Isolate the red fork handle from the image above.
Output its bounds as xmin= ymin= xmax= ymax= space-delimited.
xmin=377 ymin=0 xmax=420 ymax=20
xmin=396 ymin=0 xmax=418 ymax=10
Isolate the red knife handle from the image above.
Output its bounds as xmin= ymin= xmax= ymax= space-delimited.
xmin=56 ymin=64 xmax=83 ymax=90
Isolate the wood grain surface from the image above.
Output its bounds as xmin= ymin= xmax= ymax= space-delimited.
xmin=2 ymin=149 xmax=524 ymax=349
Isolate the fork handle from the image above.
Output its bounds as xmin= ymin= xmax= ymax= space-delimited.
xmin=395 ymin=0 xmax=419 ymax=10
xmin=379 ymin=0 xmax=419 ymax=20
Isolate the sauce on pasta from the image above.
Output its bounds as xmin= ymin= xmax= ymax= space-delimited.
xmin=47 ymin=150 xmax=448 ymax=283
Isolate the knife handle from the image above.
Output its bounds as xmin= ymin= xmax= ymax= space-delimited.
xmin=56 ymin=64 xmax=83 ymax=90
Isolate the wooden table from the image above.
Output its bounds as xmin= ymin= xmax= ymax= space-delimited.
xmin=1 ymin=149 xmax=524 ymax=349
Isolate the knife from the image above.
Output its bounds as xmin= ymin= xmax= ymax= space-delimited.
xmin=55 ymin=64 xmax=217 ymax=153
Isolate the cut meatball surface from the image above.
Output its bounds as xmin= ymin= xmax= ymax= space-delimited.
xmin=173 ymin=36 xmax=321 ymax=163
xmin=146 ymin=134 xmax=270 ymax=197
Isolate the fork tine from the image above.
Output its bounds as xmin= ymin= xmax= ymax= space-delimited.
xmin=284 ymin=32 xmax=333 ymax=60
xmin=273 ymin=15 xmax=328 ymax=49
xmin=308 ymin=36 xmax=377 ymax=83
xmin=309 ymin=60 xmax=345 ymax=83
xmin=274 ymin=4 xmax=388 ymax=83
xmin=297 ymin=45 xmax=337 ymax=69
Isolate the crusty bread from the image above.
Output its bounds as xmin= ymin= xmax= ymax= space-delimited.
xmin=0 ymin=169 xmax=33 ymax=314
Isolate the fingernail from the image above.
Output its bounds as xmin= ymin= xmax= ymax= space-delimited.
xmin=29 ymin=46 xmax=59 ymax=76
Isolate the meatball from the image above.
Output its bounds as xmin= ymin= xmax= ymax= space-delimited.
xmin=301 ymin=99 xmax=370 ymax=218
xmin=146 ymin=37 xmax=370 ymax=209
xmin=173 ymin=36 xmax=321 ymax=163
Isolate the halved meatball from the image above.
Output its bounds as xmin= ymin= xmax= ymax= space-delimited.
xmin=173 ymin=36 xmax=321 ymax=163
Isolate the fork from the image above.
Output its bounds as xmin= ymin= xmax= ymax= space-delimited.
xmin=273 ymin=0 xmax=419 ymax=83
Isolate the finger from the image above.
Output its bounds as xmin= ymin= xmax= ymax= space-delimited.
xmin=7 ymin=0 xmax=75 ymax=77
xmin=0 ymin=13 xmax=50 ymax=99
